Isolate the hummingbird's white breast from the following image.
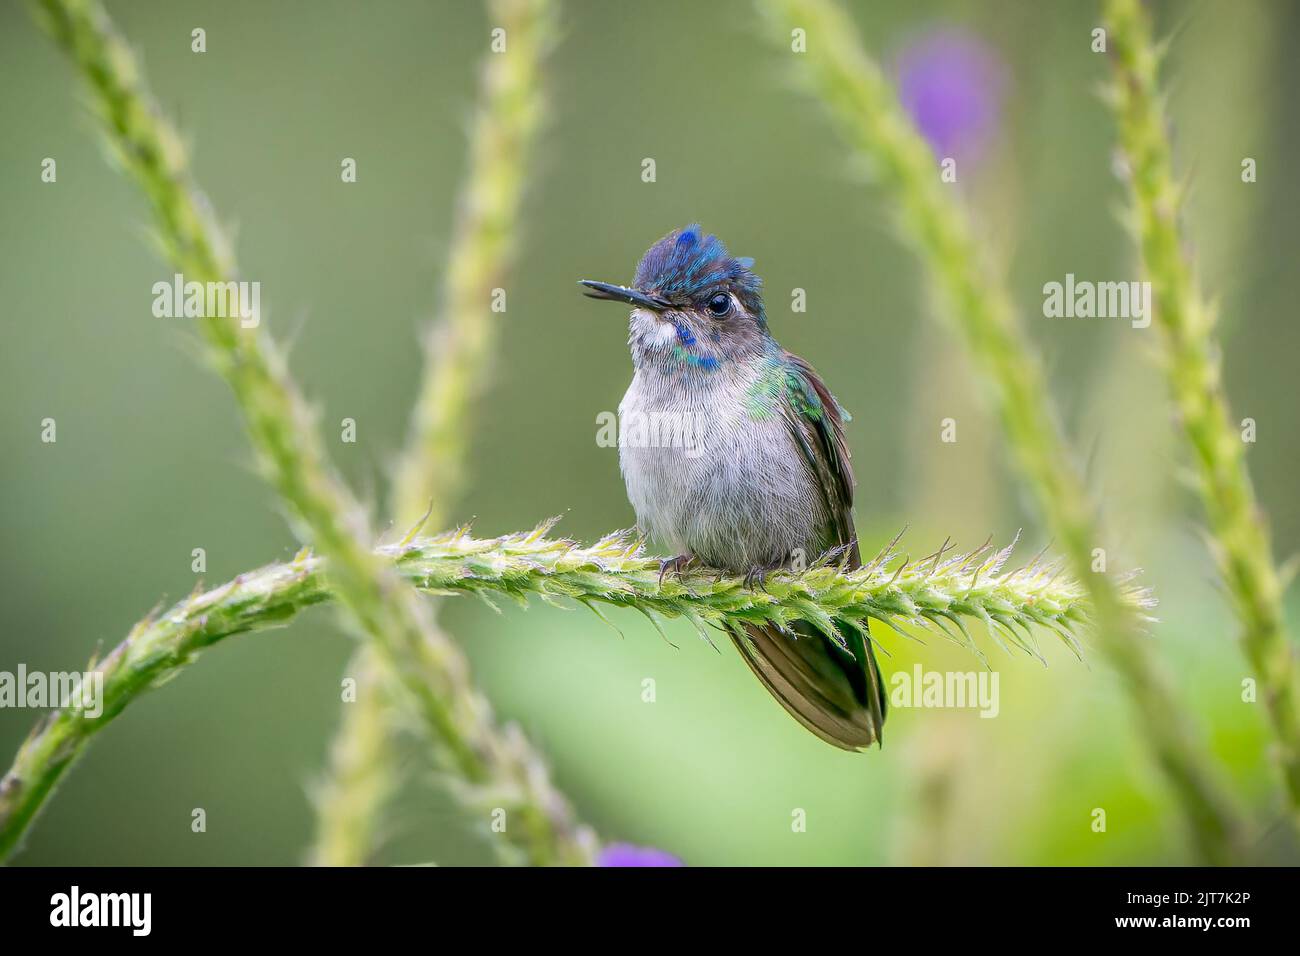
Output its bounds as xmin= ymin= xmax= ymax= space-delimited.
xmin=618 ymin=356 xmax=829 ymax=572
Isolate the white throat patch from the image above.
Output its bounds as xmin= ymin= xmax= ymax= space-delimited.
xmin=630 ymin=308 xmax=678 ymax=350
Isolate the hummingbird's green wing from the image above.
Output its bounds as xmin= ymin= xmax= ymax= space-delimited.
xmin=778 ymin=352 xmax=859 ymax=566
xmin=728 ymin=351 xmax=886 ymax=751
xmin=730 ymin=619 xmax=883 ymax=750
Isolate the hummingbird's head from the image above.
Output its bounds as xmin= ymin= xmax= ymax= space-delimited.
xmin=580 ymin=224 xmax=770 ymax=371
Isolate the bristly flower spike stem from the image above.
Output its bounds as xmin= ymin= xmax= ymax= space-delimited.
xmin=0 ymin=523 xmax=1148 ymax=860
xmin=1104 ymin=0 xmax=1300 ymax=835
xmin=313 ymin=0 xmax=560 ymax=867
xmin=31 ymin=0 xmax=594 ymax=867
xmin=756 ymin=0 xmax=1247 ymax=863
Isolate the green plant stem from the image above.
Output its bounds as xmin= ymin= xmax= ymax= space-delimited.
xmin=757 ymin=0 xmax=1246 ymax=863
xmin=311 ymin=643 xmax=396 ymax=866
xmin=1104 ymin=0 xmax=1300 ymax=834
xmin=0 ymin=522 xmax=1142 ymax=860
xmin=32 ymin=0 xmax=594 ymax=867
xmin=311 ymin=0 xmax=559 ymax=866
xmin=392 ymin=0 xmax=554 ymax=532
xmin=307 ymin=651 xmax=395 ymax=866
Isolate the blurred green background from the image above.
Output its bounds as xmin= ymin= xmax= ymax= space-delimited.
xmin=2 ymin=0 xmax=1298 ymax=865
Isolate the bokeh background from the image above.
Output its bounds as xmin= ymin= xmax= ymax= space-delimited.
xmin=2 ymin=0 xmax=1298 ymax=865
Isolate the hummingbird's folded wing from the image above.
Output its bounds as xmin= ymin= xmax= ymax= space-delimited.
xmin=736 ymin=353 xmax=887 ymax=750
xmin=777 ymin=352 xmax=859 ymax=565
xmin=731 ymin=619 xmax=884 ymax=751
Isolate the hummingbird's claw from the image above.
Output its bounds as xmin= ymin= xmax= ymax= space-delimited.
xmin=743 ymin=561 xmax=781 ymax=592
xmin=657 ymin=553 xmax=695 ymax=587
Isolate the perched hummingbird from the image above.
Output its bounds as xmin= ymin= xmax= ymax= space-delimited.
xmin=581 ymin=225 xmax=887 ymax=750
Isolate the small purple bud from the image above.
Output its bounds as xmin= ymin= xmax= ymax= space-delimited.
xmin=597 ymin=843 xmax=683 ymax=867
xmin=894 ymin=27 xmax=1008 ymax=166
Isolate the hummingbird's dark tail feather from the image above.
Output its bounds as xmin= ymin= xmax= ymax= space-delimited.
xmin=731 ymin=618 xmax=887 ymax=751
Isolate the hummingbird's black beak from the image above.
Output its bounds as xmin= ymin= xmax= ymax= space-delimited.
xmin=578 ymin=280 xmax=669 ymax=312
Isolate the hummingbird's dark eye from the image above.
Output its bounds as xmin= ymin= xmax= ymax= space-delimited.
xmin=706 ymin=292 xmax=732 ymax=318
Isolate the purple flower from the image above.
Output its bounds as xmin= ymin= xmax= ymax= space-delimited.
xmin=597 ymin=843 xmax=683 ymax=867
xmin=894 ymin=27 xmax=1008 ymax=165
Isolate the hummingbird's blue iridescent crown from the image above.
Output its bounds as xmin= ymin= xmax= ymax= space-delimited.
xmin=634 ymin=224 xmax=765 ymax=321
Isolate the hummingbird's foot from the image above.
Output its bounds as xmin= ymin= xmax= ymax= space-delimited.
xmin=742 ymin=559 xmax=784 ymax=592
xmin=657 ymin=553 xmax=695 ymax=586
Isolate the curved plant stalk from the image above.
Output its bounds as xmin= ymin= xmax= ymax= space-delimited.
xmin=312 ymin=0 xmax=559 ymax=866
xmin=0 ymin=522 xmax=1146 ymax=860
xmin=307 ymin=650 xmax=396 ymax=867
xmin=31 ymin=0 xmax=594 ymax=866
xmin=311 ymin=644 xmax=394 ymax=866
xmin=756 ymin=0 xmax=1245 ymax=863
xmin=392 ymin=0 xmax=555 ymax=530
xmin=1104 ymin=0 xmax=1300 ymax=833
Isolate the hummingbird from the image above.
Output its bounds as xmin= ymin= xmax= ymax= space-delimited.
xmin=580 ymin=224 xmax=887 ymax=750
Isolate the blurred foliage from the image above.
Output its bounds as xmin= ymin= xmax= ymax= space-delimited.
xmin=1 ymin=0 xmax=1298 ymax=864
